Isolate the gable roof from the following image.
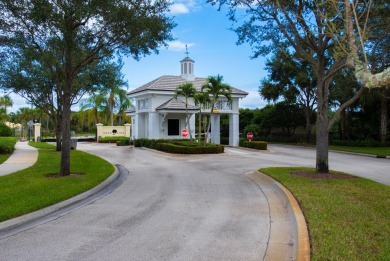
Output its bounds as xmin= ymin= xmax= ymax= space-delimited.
xmin=127 ymin=75 xmax=248 ymax=96
xmin=156 ymin=98 xmax=200 ymax=111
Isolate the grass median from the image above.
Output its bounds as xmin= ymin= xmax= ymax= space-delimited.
xmin=261 ymin=167 xmax=389 ymax=260
xmin=329 ymin=145 xmax=390 ymax=156
xmin=0 ymin=142 xmax=114 ymax=222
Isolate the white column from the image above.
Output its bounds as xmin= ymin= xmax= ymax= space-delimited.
xmin=229 ymin=113 xmax=239 ymax=147
xmin=189 ymin=113 xmax=196 ymax=138
xmin=124 ymin=123 xmax=131 ymax=138
xmin=136 ymin=114 xmax=145 ymax=139
xmin=148 ymin=112 xmax=160 ymax=139
xmin=96 ymin=123 xmax=103 ymax=142
xmin=210 ymin=113 xmax=220 ymax=144
xmin=33 ymin=123 xmax=41 ymax=142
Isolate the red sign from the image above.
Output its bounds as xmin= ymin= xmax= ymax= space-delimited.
xmin=181 ymin=129 xmax=188 ymax=138
xmin=247 ymin=132 xmax=254 ymax=141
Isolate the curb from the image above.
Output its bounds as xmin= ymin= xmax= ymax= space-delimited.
xmin=247 ymin=171 xmax=310 ymax=261
xmin=0 ymin=164 xmax=128 ymax=240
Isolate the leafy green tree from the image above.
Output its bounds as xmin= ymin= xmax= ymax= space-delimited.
xmin=193 ymin=91 xmax=211 ymax=143
xmin=174 ymin=82 xmax=197 ymax=139
xmin=201 ymin=75 xmax=232 ymax=144
xmin=80 ymin=94 xmax=106 ymax=126
xmin=344 ymin=0 xmax=390 ymax=88
xmin=329 ymin=68 xmax=362 ymax=140
xmin=116 ymin=89 xmax=132 ymax=125
xmin=0 ymin=0 xmax=174 ymax=176
xmin=239 ymin=108 xmax=255 ymax=135
xmin=0 ymin=95 xmax=13 ymax=115
xmin=208 ymin=0 xmax=366 ymax=173
xmin=260 ymin=51 xmax=317 ymax=143
xmin=0 ymin=122 xmax=12 ymax=137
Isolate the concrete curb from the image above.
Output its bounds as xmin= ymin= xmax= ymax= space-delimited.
xmin=247 ymin=171 xmax=310 ymax=261
xmin=0 ymin=164 xmax=128 ymax=240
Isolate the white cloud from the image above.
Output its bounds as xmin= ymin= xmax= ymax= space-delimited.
xmin=167 ymin=41 xmax=195 ymax=52
xmin=238 ymin=86 xmax=267 ymax=109
xmin=169 ymin=0 xmax=200 ymax=15
xmin=170 ymin=3 xmax=189 ymax=14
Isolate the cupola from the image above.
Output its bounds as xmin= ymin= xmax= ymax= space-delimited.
xmin=180 ymin=45 xmax=195 ymax=81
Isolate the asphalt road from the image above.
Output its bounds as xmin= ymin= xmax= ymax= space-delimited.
xmin=0 ymin=143 xmax=388 ymax=261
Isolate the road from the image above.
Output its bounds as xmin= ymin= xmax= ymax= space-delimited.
xmin=0 ymin=143 xmax=388 ymax=261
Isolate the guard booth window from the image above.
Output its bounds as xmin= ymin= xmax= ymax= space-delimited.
xmin=168 ymin=119 xmax=179 ymax=136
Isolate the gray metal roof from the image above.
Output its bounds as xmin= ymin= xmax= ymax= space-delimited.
xmin=127 ymin=75 xmax=248 ymax=96
xmin=156 ymin=98 xmax=200 ymax=111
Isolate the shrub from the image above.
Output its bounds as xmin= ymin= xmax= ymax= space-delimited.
xmin=0 ymin=137 xmax=17 ymax=154
xmin=116 ymin=138 xmax=132 ymax=146
xmin=133 ymin=138 xmax=224 ymax=154
xmin=240 ymin=141 xmax=267 ymax=150
xmin=134 ymin=138 xmax=171 ymax=149
xmin=98 ymin=136 xmax=129 ymax=144
xmin=0 ymin=123 xmax=13 ymax=137
xmin=156 ymin=143 xmax=224 ymax=154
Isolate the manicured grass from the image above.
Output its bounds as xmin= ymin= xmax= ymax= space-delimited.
xmin=261 ymin=167 xmax=390 ymax=261
xmin=0 ymin=154 xmax=10 ymax=164
xmin=0 ymin=142 xmax=114 ymax=222
xmin=329 ymin=145 xmax=390 ymax=156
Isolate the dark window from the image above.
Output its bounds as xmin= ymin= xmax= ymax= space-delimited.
xmin=168 ymin=119 xmax=180 ymax=136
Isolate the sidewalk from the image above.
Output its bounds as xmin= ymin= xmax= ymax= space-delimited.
xmin=0 ymin=141 xmax=38 ymax=176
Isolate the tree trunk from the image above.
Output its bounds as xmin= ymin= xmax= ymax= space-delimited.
xmin=380 ymin=96 xmax=388 ymax=145
xmin=197 ymin=112 xmax=202 ymax=143
xmin=56 ymin=112 xmax=62 ymax=151
xmin=55 ymin=126 xmax=61 ymax=151
xmin=316 ymin=75 xmax=329 ymax=173
xmin=60 ymin=19 xmax=73 ymax=177
xmin=185 ymin=101 xmax=193 ymax=140
xmin=304 ymin=108 xmax=312 ymax=143
xmin=60 ymin=85 xmax=71 ymax=176
xmin=340 ymin=109 xmax=346 ymax=140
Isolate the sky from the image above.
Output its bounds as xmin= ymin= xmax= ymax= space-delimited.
xmin=7 ymin=0 xmax=269 ymax=113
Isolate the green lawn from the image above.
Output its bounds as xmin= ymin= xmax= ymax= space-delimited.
xmin=261 ymin=167 xmax=390 ymax=260
xmin=329 ymin=145 xmax=390 ymax=156
xmin=0 ymin=142 xmax=114 ymax=222
xmin=0 ymin=154 xmax=10 ymax=164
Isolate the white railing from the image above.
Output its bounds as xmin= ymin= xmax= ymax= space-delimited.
xmin=200 ymin=100 xmax=232 ymax=111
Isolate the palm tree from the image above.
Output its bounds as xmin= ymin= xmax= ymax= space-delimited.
xmin=0 ymin=95 xmax=13 ymax=114
xmin=201 ymin=75 xmax=232 ymax=144
xmin=193 ymin=91 xmax=210 ymax=143
xmin=174 ymin=82 xmax=197 ymax=139
xmin=116 ymin=88 xmax=131 ymax=125
xmin=80 ymin=93 xmax=105 ymax=125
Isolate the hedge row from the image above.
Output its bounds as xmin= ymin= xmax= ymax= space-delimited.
xmin=155 ymin=142 xmax=224 ymax=154
xmin=98 ymin=136 xmax=132 ymax=144
xmin=0 ymin=123 xmax=13 ymax=137
xmin=134 ymin=138 xmax=224 ymax=154
xmin=240 ymin=141 xmax=267 ymax=150
xmin=0 ymin=137 xmax=17 ymax=154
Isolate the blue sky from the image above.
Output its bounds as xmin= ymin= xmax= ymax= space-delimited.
xmin=8 ymin=0 xmax=269 ymax=113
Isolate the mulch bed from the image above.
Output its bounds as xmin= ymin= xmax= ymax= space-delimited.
xmin=45 ymin=173 xmax=85 ymax=178
xmin=290 ymin=171 xmax=356 ymax=179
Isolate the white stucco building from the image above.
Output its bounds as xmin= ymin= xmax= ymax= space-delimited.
xmin=127 ymin=55 xmax=248 ymax=146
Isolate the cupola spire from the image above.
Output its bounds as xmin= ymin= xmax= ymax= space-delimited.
xmin=180 ymin=45 xmax=195 ymax=81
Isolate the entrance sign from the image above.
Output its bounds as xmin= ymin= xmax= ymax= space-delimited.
xmin=247 ymin=132 xmax=254 ymax=141
xmin=181 ymin=129 xmax=188 ymax=138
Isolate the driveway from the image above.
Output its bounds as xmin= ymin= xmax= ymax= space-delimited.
xmin=0 ymin=144 xmax=271 ymax=261
xmin=0 ymin=143 xmax=388 ymax=261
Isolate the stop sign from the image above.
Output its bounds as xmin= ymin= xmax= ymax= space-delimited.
xmin=247 ymin=132 xmax=254 ymax=141
xmin=181 ymin=129 xmax=188 ymax=138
